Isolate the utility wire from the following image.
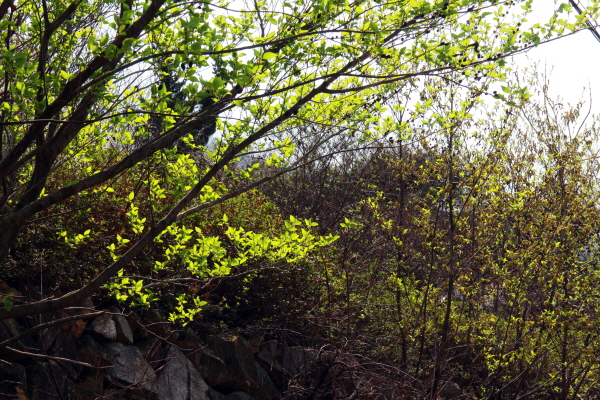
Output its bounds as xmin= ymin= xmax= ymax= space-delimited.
xmin=569 ymin=0 xmax=600 ymax=43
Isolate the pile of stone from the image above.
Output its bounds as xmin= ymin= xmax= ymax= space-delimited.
xmin=0 ymin=307 xmax=294 ymax=400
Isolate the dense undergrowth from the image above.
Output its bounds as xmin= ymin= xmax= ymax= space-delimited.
xmin=5 ymin=78 xmax=600 ymax=398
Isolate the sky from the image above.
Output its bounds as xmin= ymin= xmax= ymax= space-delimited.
xmin=512 ymin=0 xmax=600 ymax=114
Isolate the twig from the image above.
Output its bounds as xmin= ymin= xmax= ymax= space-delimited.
xmin=0 ymin=311 xmax=104 ymax=348
xmin=4 ymin=346 xmax=103 ymax=368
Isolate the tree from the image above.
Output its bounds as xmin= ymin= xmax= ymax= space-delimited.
xmin=0 ymin=0 xmax=596 ymax=323
xmin=260 ymin=68 xmax=600 ymax=397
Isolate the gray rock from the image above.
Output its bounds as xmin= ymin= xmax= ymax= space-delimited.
xmin=260 ymin=340 xmax=277 ymax=357
xmin=241 ymin=332 xmax=263 ymax=353
xmin=0 ymin=318 xmax=35 ymax=361
xmin=256 ymin=364 xmax=280 ymax=398
xmin=207 ymin=335 xmax=275 ymax=400
xmin=77 ymin=334 xmax=111 ymax=368
xmin=135 ymin=337 xmax=166 ymax=369
xmin=88 ymin=313 xmax=117 ymax=342
xmin=0 ymin=360 xmax=27 ymax=398
xmin=226 ymin=392 xmax=253 ymax=400
xmin=255 ymin=349 xmax=286 ymax=388
xmin=127 ymin=312 xmax=149 ymax=340
xmin=208 ymin=387 xmax=229 ymax=400
xmin=194 ymin=346 xmax=230 ymax=387
xmin=156 ymin=345 xmax=210 ymax=400
xmin=113 ymin=313 xmax=134 ymax=344
xmin=38 ymin=315 xmax=62 ymax=352
xmin=105 ymin=342 xmax=157 ymax=394
xmin=49 ymin=330 xmax=82 ymax=380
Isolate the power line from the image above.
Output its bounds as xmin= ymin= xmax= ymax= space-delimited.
xmin=569 ymin=0 xmax=600 ymax=44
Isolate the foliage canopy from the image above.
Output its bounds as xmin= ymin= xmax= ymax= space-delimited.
xmin=0 ymin=0 xmax=598 ymax=325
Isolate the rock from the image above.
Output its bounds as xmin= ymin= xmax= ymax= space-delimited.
xmin=207 ymin=335 xmax=276 ymax=400
xmin=156 ymin=344 xmax=210 ymax=400
xmin=255 ymin=350 xmax=286 ymax=389
xmin=113 ymin=313 xmax=134 ymax=344
xmin=88 ymin=313 xmax=117 ymax=342
xmin=208 ymin=387 xmax=229 ymax=400
xmin=27 ymin=360 xmax=74 ymax=400
xmin=0 ymin=318 xmax=35 ymax=361
xmin=174 ymin=340 xmax=203 ymax=370
xmin=77 ymin=334 xmax=111 ymax=368
xmin=260 ymin=340 xmax=277 ymax=357
xmin=256 ymin=364 xmax=280 ymax=398
xmin=0 ymin=360 xmax=27 ymax=398
xmin=134 ymin=338 xmax=166 ymax=369
xmin=127 ymin=312 xmax=149 ymax=340
xmin=105 ymin=342 xmax=157 ymax=395
xmin=38 ymin=315 xmax=62 ymax=352
xmin=241 ymin=332 xmax=263 ymax=353
xmin=58 ymin=307 xmax=90 ymax=340
xmin=226 ymin=392 xmax=253 ymax=400
xmin=49 ymin=330 xmax=81 ymax=380
xmin=186 ymin=345 xmax=230 ymax=388
xmin=63 ymin=317 xmax=87 ymax=340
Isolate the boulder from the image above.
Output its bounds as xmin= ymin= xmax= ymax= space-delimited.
xmin=241 ymin=332 xmax=263 ymax=353
xmin=63 ymin=317 xmax=87 ymax=340
xmin=134 ymin=337 xmax=166 ymax=369
xmin=77 ymin=334 xmax=111 ymax=368
xmin=181 ymin=343 xmax=229 ymax=388
xmin=38 ymin=316 xmax=62 ymax=352
xmin=113 ymin=313 xmax=134 ymax=344
xmin=256 ymin=350 xmax=286 ymax=388
xmin=208 ymin=387 xmax=229 ymax=400
xmin=0 ymin=360 xmax=27 ymax=398
xmin=105 ymin=342 xmax=157 ymax=395
xmin=207 ymin=335 xmax=277 ymax=400
xmin=226 ymin=392 xmax=253 ymax=400
xmin=87 ymin=313 xmax=117 ymax=343
xmin=260 ymin=340 xmax=278 ymax=357
xmin=0 ymin=318 xmax=35 ymax=361
xmin=49 ymin=330 xmax=82 ymax=380
xmin=126 ymin=312 xmax=149 ymax=340
xmin=58 ymin=307 xmax=91 ymax=340
xmin=256 ymin=364 xmax=281 ymax=398
xmin=156 ymin=344 xmax=210 ymax=400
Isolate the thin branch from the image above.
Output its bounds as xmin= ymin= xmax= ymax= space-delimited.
xmin=0 ymin=311 xmax=104 ymax=348
xmin=5 ymin=346 xmax=103 ymax=368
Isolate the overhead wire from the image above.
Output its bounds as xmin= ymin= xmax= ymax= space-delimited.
xmin=569 ymin=0 xmax=600 ymax=43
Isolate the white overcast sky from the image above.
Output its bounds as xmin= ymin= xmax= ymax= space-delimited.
xmin=512 ymin=0 xmax=600 ymax=113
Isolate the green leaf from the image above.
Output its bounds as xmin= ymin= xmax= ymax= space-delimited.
xmin=262 ymin=52 xmax=277 ymax=60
